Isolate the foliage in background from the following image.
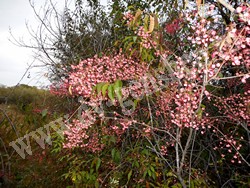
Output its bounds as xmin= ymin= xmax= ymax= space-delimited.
xmin=0 ymin=85 xmax=73 ymax=187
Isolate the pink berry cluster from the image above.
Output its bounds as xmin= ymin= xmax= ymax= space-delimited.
xmin=214 ymin=133 xmax=244 ymax=164
xmin=214 ymin=28 xmax=250 ymax=68
xmin=65 ymin=53 xmax=148 ymax=98
xmin=187 ymin=17 xmax=219 ymax=48
xmin=136 ymin=26 xmax=155 ymax=49
xmin=50 ymin=82 xmax=69 ymax=96
xmin=63 ymin=109 xmax=134 ymax=152
xmin=51 ymin=4 xmax=250 ymax=164
xmin=123 ymin=12 xmax=134 ymax=25
xmin=236 ymin=5 xmax=250 ymax=24
xmin=63 ymin=110 xmax=104 ymax=152
xmin=211 ymin=5 xmax=250 ymax=71
xmin=106 ymin=119 xmax=133 ymax=142
xmin=124 ymin=73 xmax=164 ymax=100
xmin=158 ymin=84 xmax=212 ymax=130
xmin=215 ymin=93 xmax=250 ymax=125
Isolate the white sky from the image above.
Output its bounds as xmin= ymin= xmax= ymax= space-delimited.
xmin=0 ymin=0 xmax=107 ymax=88
xmin=0 ymin=0 xmax=51 ymax=87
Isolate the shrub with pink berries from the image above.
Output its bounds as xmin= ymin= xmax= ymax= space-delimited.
xmin=51 ymin=3 xmax=250 ymax=187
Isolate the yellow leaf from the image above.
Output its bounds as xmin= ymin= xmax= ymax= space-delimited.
xmin=148 ymin=15 xmax=155 ymax=33
xmin=133 ymin=9 xmax=142 ymax=25
xmin=219 ymin=33 xmax=233 ymax=51
xmin=196 ymin=0 xmax=202 ymax=9
xmin=153 ymin=13 xmax=159 ymax=29
xmin=144 ymin=15 xmax=149 ymax=32
xmin=69 ymin=85 xmax=72 ymax=95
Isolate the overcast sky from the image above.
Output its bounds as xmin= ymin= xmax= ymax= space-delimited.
xmin=0 ymin=0 xmax=83 ymax=88
xmin=0 ymin=0 xmax=107 ymax=88
xmin=0 ymin=0 xmax=50 ymax=87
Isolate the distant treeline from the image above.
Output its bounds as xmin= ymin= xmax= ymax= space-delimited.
xmin=0 ymin=84 xmax=49 ymax=105
xmin=0 ymin=84 xmax=74 ymax=114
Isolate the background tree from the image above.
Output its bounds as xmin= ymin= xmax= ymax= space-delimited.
xmin=12 ymin=0 xmax=187 ymax=82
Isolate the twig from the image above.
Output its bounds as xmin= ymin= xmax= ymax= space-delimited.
xmin=0 ymin=109 xmax=19 ymax=137
xmin=216 ymin=0 xmax=235 ymax=13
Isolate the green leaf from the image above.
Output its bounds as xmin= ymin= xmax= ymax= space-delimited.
xmin=114 ymin=79 xmax=122 ymax=88
xmin=108 ymin=84 xmax=115 ymax=102
xmin=142 ymin=149 xmax=149 ymax=155
xmin=172 ymin=185 xmax=181 ymax=188
xmin=111 ymin=148 xmax=115 ymax=160
xmin=150 ymin=166 xmax=155 ymax=172
xmin=122 ymin=36 xmax=132 ymax=43
xmin=90 ymin=168 xmax=94 ymax=174
xmin=147 ymin=169 xmax=152 ymax=177
xmin=72 ymin=173 xmax=76 ymax=182
xmin=95 ymin=181 xmax=99 ymax=188
xmin=76 ymin=173 xmax=82 ymax=181
xmin=96 ymin=82 xmax=105 ymax=95
xmin=41 ymin=109 xmax=48 ymax=118
xmin=135 ymin=161 xmax=139 ymax=168
xmin=114 ymin=80 xmax=123 ymax=102
xmin=110 ymin=136 xmax=116 ymax=143
xmin=111 ymin=149 xmax=121 ymax=164
xmin=114 ymin=150 xmax=121 ymax=163
xmin=116 ymin=91 xmax=123 ymax=103
xmin=196 ymin=108 xmax=203 ymax=119
xmin=102 ymin=83 xmax=109 ymax=96
xmin=197 ymin=104 xmax=206 ymax=119
xmin=133 ymin=36 xmax=137 ymax=42
xmin=166 ymin=171 xmax=176 ymax=177
xmin=127 ymin=170 xmax=132 ymax=182
xmin=218 ymin=72 xmax=223 ymax=78
xmin=126 ymin=41 xmax=135 ymax=52
xmin=133 ymin=99 xmax=139 ymax=109
xmin=190 ymin=180 xmax=195 ymax=188
xmin=130 ymin=48 xmax=137 ymax=57
xmin=96 ymin=158 xmax=101 ymax=171
xmin=127 ymin=5 xmax=134 ymax=10
xmin=152 ymin=172 xmax=156 ymax=180
xmin=91 ymin=85 xmax=97 ymax=96
xmin=200 ymin=104 xmax=206 ymax=109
